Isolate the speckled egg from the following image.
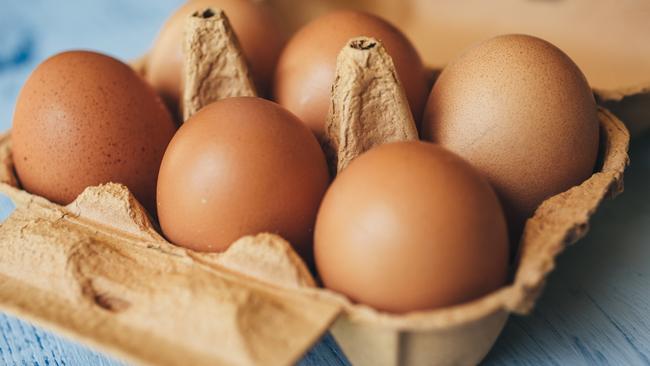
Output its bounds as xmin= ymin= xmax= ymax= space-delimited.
xmin=422 ymin=34 xmax=600 ymax=241
xmin=12 ymin=50 xmax=176 ymax=213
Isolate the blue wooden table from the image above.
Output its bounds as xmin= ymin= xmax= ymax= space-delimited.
xmin=1 ymin=1 xmax=649 ymax=365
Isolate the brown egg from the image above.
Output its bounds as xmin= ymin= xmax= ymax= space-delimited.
xmin=315 ymin=142 xmax=509 ymax=313
xmin=274 ymin=10 xmax=428 ymax=139
xmin=146 ymin=0 xmax=286 ymax=114
xmin=422 ymin=34 xmax=599 ymax=242
xmin=12 ymin=50 xmax=176 ymax=214
xmin=157 ymin=97 xmax=329 ymax=258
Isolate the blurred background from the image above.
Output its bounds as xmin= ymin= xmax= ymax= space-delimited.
xmin=273 ymin=0 xmax=650 ymax=89
xmin=0 ymin=1 xmax=649 ymax=365
xmin=0 ymin=0 xmax=181 ymax=130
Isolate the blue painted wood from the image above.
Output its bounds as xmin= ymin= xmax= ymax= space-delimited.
xmin=1 ymin=0 xmax=649 ymax=365
xmin=0 ymin=313 xmax=118 ymax=366
xmin=0 ymin=311 xmax=350 ymax=366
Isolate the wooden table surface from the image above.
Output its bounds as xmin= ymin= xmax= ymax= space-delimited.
xmin=1 ymin=1 xmax=649 ymax=365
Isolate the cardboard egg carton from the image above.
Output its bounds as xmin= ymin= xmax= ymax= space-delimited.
xmin=0 ymin=4 xmax=632 ymax=366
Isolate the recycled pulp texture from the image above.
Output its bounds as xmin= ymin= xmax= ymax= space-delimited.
xmin=273 ymin=10 xmax=428 ymax=139
xmin=323 ymin=37 xmax=418 ymax=174
xmin=146 ymin=0 xmax=285 ymax=113
xmin=182 ymin=9 xmax=256 ymax=121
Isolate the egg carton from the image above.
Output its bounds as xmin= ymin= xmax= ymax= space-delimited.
xmin=0 ymin=6 xmax=631 ymax=366
xmin=0 ymin=107 xmax=629 ymax=366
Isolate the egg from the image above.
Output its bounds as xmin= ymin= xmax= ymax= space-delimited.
xmin=157 ymin=97 xmax=329 ymax=259
xmin=145 ymin=0 xmax=286 ymax=114
xmin=273 ymin=10 xmax=428 ymax=139
xmin=315 ymin=141 xmax=509 ymax=313
xmin=12 ymin=50 xmax=176 ymax=214
xmin=422 ymin=34 xmax=600 ymax=241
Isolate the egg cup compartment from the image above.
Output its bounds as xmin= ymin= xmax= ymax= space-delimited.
xmin=0 ymin=6 xmax=631 ymax=366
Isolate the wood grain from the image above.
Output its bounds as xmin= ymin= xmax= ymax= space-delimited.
xmin=0 ymin=313 xmax=120 ymax=366
xmin=0 ymin=312 xmax=352 ymax=366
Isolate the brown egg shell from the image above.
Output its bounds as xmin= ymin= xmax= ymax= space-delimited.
xmin=273 ymin=10 xmax=429 ymax=139
xmin=0 ymin=103 xmax=628 ymax=366
xmin=421 ymin=35 xmax=601 ymax=245
xmin=314 ymin=141 xmax=510 ymax=314
xmin=11 ymin=51 xmax=177 ymax=215
xmin=156 ymin=97 xmax=330 ymax=260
